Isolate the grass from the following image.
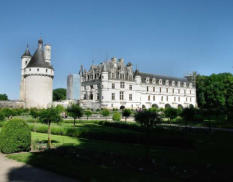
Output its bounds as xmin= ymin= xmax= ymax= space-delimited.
xmin=2 ymin=119 xmax=233 ymax=181
xmin=6 ymin=124 xmax=233 ymax=181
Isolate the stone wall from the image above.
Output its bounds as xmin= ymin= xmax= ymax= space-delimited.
xmin=0 ymin=101 xmax=25 ymax=108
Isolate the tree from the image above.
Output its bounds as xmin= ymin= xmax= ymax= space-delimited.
xmin=66 ymin=104 xmax=83 ymax=126
xmin=0 ymin=94 xmax=8 ymax=101
xmin=134 ymin=108 xmax=161 ymax=159
xmin=164 ymin=107 xmax=178 ymax=123
xmin=101 ymin=108 xmax=110 ymax=121
xmin=53 ymin=88 xmax=66 ymax=101
xmin=30 ymin=108 xmax=41 ymax=119
xmin=112 ymin=112 xmax=121 ymax=121
xmin=122 ymin=109 xmax=131 ymax=122
xmin=84 ymin=110 xmax=92 ymax=120
xmin=39 ymin=107 xmax=62 ymax=149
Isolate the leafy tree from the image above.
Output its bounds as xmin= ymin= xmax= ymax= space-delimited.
xmin=66 ymin=104 xmax=83 ymax=126
xmin=30 ymin=108 xmax=41 ymax=119
xmin=112 ymin=112 xmax=121 ymax=121
xmin=122 ymin=109 xmax=131 ymax=122
xmin=84 ymin=110 xmax=92 ymax=120
xmin=53 ymin=88 xmax=66 ymax=101
xmin=134 ymin=108 xmax=161 ymax=159
xmin=164 ymin=107 xmax=178 ymax=122
xmin=0 ymin=94 xmax=8 ymax=101
xmin=101 ymin=108 xmax=110 ymax=121
xmin=39 ymin=107 xmax=62 ymax=148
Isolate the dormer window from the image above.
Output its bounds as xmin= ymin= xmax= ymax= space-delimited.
xmin=183 ymin=82 xmax=187 ymax=87
xmin=172 ymin=81 xmax=175 ymax=86
xmin=159 ymin=79 xmax=162 ymax=85
xmin=189 ymin=83 xmax=192 ymax=88
xmin=146 ymin=77 xmax=150 ymax=83
xmin=37 ymin=68 xmax=39 ymax=72
xmin=152 ymin=78 xmax=156 ymax=84
xmin=166 ymin=80 xmax=169 ymax=86
xmin=177 ymin=81 xmax=180 ymax=87
xmin=25 ymin=61 xmax=27 ymax=65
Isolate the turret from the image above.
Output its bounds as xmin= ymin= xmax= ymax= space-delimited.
xmin=21 ymin=45 xmax=31 ymax=72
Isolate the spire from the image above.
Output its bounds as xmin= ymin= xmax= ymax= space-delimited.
xmin=21 ymin=44 xmax=31 ymax=58
xmin=38 ymin=37 xmax=43 ymax=48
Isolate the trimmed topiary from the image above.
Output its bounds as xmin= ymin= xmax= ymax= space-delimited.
xmin=112 ymin=112 xmax=121 ymax=122
xmin=0 ymin=119 xmax=31 ymax=154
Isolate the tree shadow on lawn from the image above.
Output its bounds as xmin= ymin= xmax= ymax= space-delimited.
xmin=7 ymin=130 xmax=233 ymax=182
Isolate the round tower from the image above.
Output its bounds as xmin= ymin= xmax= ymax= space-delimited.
xmin=23 ymin=39 xmax=54 ymax=108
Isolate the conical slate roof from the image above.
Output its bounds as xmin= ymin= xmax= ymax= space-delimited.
xmin=21 ymin=47 xmax=31 ymax=58
xmin=26 ymin=40 xmax=53 ymax=69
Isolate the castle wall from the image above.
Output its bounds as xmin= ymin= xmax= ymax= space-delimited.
xmin=0 ymin=101 xmax=25 ymax=108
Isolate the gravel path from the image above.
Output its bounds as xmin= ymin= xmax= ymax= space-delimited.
xmin=0 ymin=153 xmax=77 ymax=182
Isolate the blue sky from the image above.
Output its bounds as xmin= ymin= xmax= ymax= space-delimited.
xmin=0 ymin=0 xmax=233 ymax=99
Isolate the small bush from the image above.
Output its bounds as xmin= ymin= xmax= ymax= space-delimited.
xmin=0 ymin=112 xmax=5 ymax=121
xmin=112 ymin=112 xmax=121 ymax=121
xmin=0 ymin=119 xmax=31 ymax=153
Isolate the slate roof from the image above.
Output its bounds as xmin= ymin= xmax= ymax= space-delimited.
xmin=135 ymin=71 xmax=189 ymax=84
xmin=21 ymin=48 xmax=31 ymax=58
xmin=26 ymin=40 xmax=53 ymax=69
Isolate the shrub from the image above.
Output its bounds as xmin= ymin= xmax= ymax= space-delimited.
xmin=101 ymin=108 xmax=110 ymax=121
xmin=122 ymin=109 xmax=132 ymax=121
xmin=0 ymin=119 xmax=31 ymax=153
xmin=0 ymin=111 xmax=5 ymax=121
xmin=112 ymin=112 xmax=121 ymax=121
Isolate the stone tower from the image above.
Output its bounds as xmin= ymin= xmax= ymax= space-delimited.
xmin=20 ymin=39 xmax=54 ymax=108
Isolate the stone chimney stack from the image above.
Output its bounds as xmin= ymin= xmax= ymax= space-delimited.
xmin=44 ymin=44 xmax=51 ymax=64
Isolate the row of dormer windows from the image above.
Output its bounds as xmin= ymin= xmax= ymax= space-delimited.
xmin=144 ymin=77 xmax=192 ymax=88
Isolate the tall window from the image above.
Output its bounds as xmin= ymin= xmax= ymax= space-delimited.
xmin=186 ymin=97 xmax=188 ymax=102
xmin=120 ymin=82 xmax=125 ymax=88
xmin=153 ymin=95 xmax=155 ymax=101
xmin=153 ymin=87 xmax=155 ymax=92
xmin=174 ymin=97 xmax=176 ymax=102
xmin=173 ymin=88 xmax=174 ymax=94
xmin=166 ymin=96 xmax=168 ymax=101
xmin=190 ymin=90 xmax=192 ymax=94
xmin=129 ymin=85 xmax=132 ymax=90
xmin=178 ymin=89 xmax=180 ymax=94
xmin=97 ymin=93 xmax=100 ymax=100
xmin=129 ymin=94 xmax=132 ymax=101
xmin=184 ymin=89 xmax=186 ymax=95
xmin=178 ymin=97 xmax=180 ymax=102
xmin=112 ymin=83 xmax=115 ymax=89
xmin=161 ymin=96 xmax=163 ymax=101
xmin=160 ymin=87 xmax=162 ymax=93
xmin=190 ymin=97 xmax=192 ymax=102
xmin=166 ymin=88 xmax=168 ymax=93
xmin=148 ymin=95 xmax=150 ymax=101
xmin=112 ymin=93 xmax=115 ymax=100
xmin=120 ymin=91 xmax=124 ymax=100
xmin=147 ymin=86 xmax=149 ymax=92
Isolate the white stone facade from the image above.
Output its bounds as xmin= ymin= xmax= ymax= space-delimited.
xmin=20 ymin=39 xmax=54 ymax=108
xmin=80 ymin=57 xmax=197 ymax=110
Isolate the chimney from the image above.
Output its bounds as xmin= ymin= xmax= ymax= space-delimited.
xmin=44 ymin=44 xmax=51 ymax=64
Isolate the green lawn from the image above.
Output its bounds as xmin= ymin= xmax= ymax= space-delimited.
xmin=2 ymin=120 xmax=233 ymax=181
